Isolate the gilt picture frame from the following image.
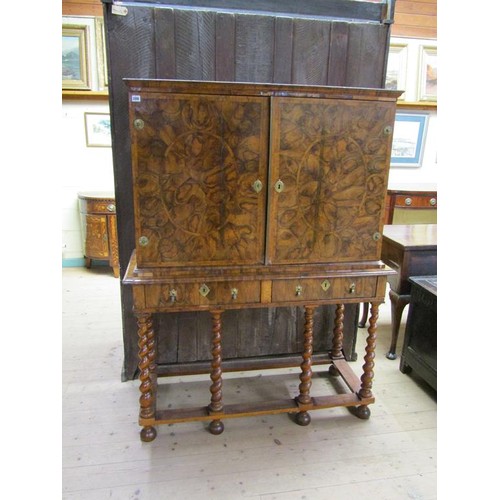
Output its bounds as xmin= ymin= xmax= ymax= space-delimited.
xmin=62 ymin=24 xmax=91 ymax=90
xmin=418 ymin=46 xmax=437 ymax=102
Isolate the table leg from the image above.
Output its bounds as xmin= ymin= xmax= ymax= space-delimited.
xmin=329 ymin=304 xmax=344 ymax=376
xmin=296 ymin=305 xmax=316 ymax=426
xmin=208 ymin=310 xmax=224 ymax=435
xmin=355 ymin=302 xmax=379 ymax=420
xmin=358 ymin=302 xmax=369 ymax=328
xmin=387 ymin=289 xmax=410 ymax=359
xmin=137 ymin=313 xmax=157 ymax=442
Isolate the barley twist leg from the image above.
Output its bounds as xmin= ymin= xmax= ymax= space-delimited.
xmin=208 ymin=310 xmax=224 ymax=435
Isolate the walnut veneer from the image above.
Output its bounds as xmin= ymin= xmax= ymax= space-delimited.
xmin=122 ymin=80 xmax=400 ymax=441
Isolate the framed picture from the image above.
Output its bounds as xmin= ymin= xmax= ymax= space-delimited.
xmin=84 ymin=113 xmax=112 ymax=147
xmin=418 ymin=46 xmax=437 ymax=101
xmin=62 ymin=24 xmax=91 ymax=90
xmin=390 ymin=113 xmax=429 ymax=167
xmin=385 ymin=44 xmax=408 ymax=100
xmin=95 ymin=17 xmax=108 ymax=90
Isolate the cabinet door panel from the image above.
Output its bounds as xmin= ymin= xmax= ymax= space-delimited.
xmin=130 ymin=92 xmax=269 ymax=267
xmin=268 ymin=97 xmax=395 ymax=264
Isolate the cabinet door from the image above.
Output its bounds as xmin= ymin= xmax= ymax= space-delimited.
xmin=130 ymin=93 xmax=269 ymax=267
xmin=267 ymin=97 xmax=395 ymax=264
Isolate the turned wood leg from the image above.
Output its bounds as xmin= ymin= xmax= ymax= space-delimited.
xmin=387 ymin=289 xmax=410 ymax=359
xmin=329 ymin=304 xmax=344 ymax=376
xmin=358 ymin=302 xmax=369 ymax=328
xmin=208 ymin=310 xmax=224 ymax=435
xmin=355 ymin=302 xmax=379 ymax=420
xmin=296 ymin=305 xmax=315 ymax=426
xmin=137 ymin=313 xmax=157 ymax=442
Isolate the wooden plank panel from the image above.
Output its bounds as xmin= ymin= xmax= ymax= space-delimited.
xmin=291 ymin=18 xmax=331 ymax=85
xmin=235 ymin=14 xmax=274 ymax=83
xmin=215 ymin=12 xmax=236 ymax=81
xmin=396 ymin=0 xmax=437 ymax=15
xmin=327 ymin=21 xmax=349 ymax=86
xmin=174 ymin=9 xmax=216 ymax=80
xmin=273 ymin=17 xmax=293 ymax=83
xmin=395 ymin=12 xmax=437 ymax=29
xmin=154 ymin=8 xmax=176 ymax=78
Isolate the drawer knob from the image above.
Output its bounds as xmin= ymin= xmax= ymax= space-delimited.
xmin=169 ymin=289 xmax=177 ymax=303
xmin=231 ymin=288 xmax=238 ymax=300
xmin=429 ymin=197 xmax=437 ymax=206
xmin=295 ymin=285 xmax=303 ymax=297
xmin=134 ymin=118 xmax=145 ymax=130
xmin=348 ymin=283 xmax=356 ymax=294
xmin=383 ymin=125 xmax=393 ymax=135
xmin=107 ymin=203 xmax=116 ymax=212
xmin=405 ymin=197 xmax=412 ymax=206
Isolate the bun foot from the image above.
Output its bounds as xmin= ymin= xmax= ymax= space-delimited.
xmin=328 ymin=364 xmax=339 ymax=376
xmin=209 ymin=419 xmax=224 ymax=435
xmin=140 ymin=426 xmax=157 ymax=442
xmin=295 ymin=411 xmax=311 ymax=426
xmin=355 ymin=405 xmax=371 ymax=420
xmin=386 ymin=351 xmax=397 ymax=360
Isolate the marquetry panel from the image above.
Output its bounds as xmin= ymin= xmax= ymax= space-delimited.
xmin=130 ymin=93 xmax=269 ymax=267
xmin=267 ymin=97 xmax=395 ymax=264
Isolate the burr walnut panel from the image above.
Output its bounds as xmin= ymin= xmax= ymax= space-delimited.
xmin=268 ymin=97 xmax=395 ymax=264
xmin=130 ymin=93 xmax=269 ymax=267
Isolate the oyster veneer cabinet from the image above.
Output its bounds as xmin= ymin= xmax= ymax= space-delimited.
xmin=123 ymin=80 xmax=400 ymax=441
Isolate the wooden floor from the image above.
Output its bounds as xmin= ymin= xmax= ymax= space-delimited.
xmin=62 ymin=266 xmax=437 ymax=499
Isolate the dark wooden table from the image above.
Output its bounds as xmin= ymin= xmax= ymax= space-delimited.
xmin=400 ymin=276 xmax=437 ymax=390
xmin=380 ymin=224 xmax=437 ymax=359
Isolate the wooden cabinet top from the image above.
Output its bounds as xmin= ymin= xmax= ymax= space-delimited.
xmin=383 ymin=224 xmax=437 ymax=250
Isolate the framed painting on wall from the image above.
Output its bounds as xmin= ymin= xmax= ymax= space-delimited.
xmin=390 ymin=113 xmax=429 ymax=167
xmin=84 ymin=113 xmax=112 ymax=147
xmin=62 ymin=24 xmax=91 ymax=90
xmin=418 ymin=46 xmax=437 ymax=101
xmin=385 ymin=44 xmax=408 ymax=100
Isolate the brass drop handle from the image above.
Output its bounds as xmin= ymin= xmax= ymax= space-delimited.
xmin=231 ymin=288 xmax=238 ymax=300
xmin=295 ymin=285 xmax=303 ymax=297
xmin=405 ymin=197 xmax=412 ymax=206
xmin=348 ymin=283 xmax=356 ymax=294
xmin=169 ymin=289 xmax=177 ymax=303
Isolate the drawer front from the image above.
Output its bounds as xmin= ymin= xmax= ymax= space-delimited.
xmin=80 ymin=198 xmax=116 ymax=215
xmin=272 ymin=277 xmax=378 ymax=302
xmin=145 ymin=281 xmax=261 ymax=309
xmin=394 ymin=194 xmax=437 ymax=209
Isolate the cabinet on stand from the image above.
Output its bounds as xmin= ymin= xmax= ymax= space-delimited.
xmin=123 ymin=80 xmax=400 ymax=441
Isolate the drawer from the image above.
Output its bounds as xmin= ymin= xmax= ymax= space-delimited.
xmin=80 ymin=198 xmax=116 ymax=214
xmin=394 ymin=194 xmax=437 ymax=209
xmin=145 ymin=281 xmax=261 ymax=309
xmin=271 ymin=277 xmax=378 ymax=303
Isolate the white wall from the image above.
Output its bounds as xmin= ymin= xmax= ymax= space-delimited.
xmin=62 ymin=100 xmax=114 ymax=263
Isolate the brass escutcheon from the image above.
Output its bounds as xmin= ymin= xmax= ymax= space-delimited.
xmin=295 ymin=285 xmax=303 ymax=297
xmin=231 ymin=288 xmax=238 ymax=300
xmin=372 ymin=232 xmax=381 ymax=241
xmin=348 ymin=283 xmax=356 ymax=294
xmin=138 ymin=236 xmax=149 ymax=246
xmin=383 ymin=125 xmax=392 ymax=135
xmin=274 ymin=179 xmax=285 ymax=193
xmin=199 ymin=284 xmax=210 ymax=297
xmin=252 ymin=180 xmax=263 ymax=193
xmin=169 ymin=289 xmax=177 ymax=303
xmin=321 ymin=280 xmax=331 ymax=291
